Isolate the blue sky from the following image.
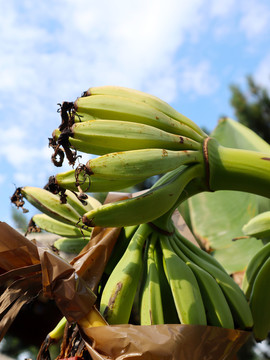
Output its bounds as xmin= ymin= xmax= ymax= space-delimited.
xmin=1 ymin=0 xmax=270 ymax=228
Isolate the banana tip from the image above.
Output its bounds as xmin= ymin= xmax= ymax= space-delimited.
xmin=82 ymin=215 xmax=95 ymax=227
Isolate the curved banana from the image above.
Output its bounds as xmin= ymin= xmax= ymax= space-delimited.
xmin=85 ymin=148 xmax=202 ymax=181
xmin=173 ymin=232 xmax=253 ymax=330
xmin=82 ymin=164 xmax=203 ymax=228
xmin=53 ymin=237 xmax=90 ymax=254
xmin=99 ymin=223 xmax=152 ymax=324
xmin=48 ymin=316 xmax=67 ymax=342
xmin=20 ymin=186 xmax=82 ymax=225
xmin=140 ymin=232 xmax=164 ymax=325
xmin=54 ymin=168 xmax=146 ymax=193
xmin=81 ymin=85 xmax=206 ymax=138
xmin=187 ymin=261 xmax=234 ymax=329
xmin=242 ymin=242 xmax=270 ymax=300
xmin=154 ymin=238 xmax=179 ymax=324
xmin=32 ymin=214 xmax=91 ymax=238
xmin=64 ymin=190 xmax=101 ymax=216
xmin=73 ymin=92 xmax=205 ymax=141
xmin=249 ymin=256 xmax=270 ymax=341
xmin=175 ymin=230 xmax=227 ymax=273
xmin=169 ymin=235 xmax=234 ymax=328
xmin=48 ymin=306 xmax=107 ymax=344
xmin=65 ymin=119 xmax=201 ymax=153
xmin=160 ymin=234 xmax=207 ymax=325
xmin=104 ymin=225 xmax=138 ymax=276
xmin=52 ymin=128 xmax=115 ymax=156
xmin=242 ymin=211 xmax=270 ymax=240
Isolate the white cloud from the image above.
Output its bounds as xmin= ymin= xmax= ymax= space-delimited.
xmin=0 ymin=174 xmax=6 ymax=185
xmin=210 ymin=0 xmax=236 ymax=17
xmin=254 ymin=52 xmax=270 ymax=90
xmin=178 ymin=60 xmax=219 ymax=96
xmin=239 ymin=1 xmax=270 ymax=39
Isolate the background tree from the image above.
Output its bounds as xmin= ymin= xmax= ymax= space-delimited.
xmin=230 ymin=76 xmax=270 ymax=143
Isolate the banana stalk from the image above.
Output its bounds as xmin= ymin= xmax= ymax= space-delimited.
xmin=207 ymin=138 xmax=270 ymax=197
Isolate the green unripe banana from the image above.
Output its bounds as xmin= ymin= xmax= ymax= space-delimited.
xmin=32 ymin=214 xmax=91 ymax=238
xmin=85 ymin=148 xmax=202 ymax=181
xmin=54 ymin=237 xmax=90 ymax=254
xmin=140 ymin=233 xmax=164 ymax=325
xmin=82 ymin=164 xmax=203 ymax=228
xmin=242 ymin=242 xmax=270 ymax=300
xmin=242 ymin=211 xmax=270 ymax=240
xmin=249 ymin=256 xmax=270 ymax=341
xmin=100 ymin=223 xmax=152 ymax=324
xmin=160 ymin=235 xmax=207 ymax=325
xmin=20 ymin=186 xmax=82 ymax=225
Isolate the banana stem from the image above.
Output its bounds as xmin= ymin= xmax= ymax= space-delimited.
xmin=151 ymin=164 xmax=204 ymax=232
xmin=207 ymin=138 xmax=270 ymax=198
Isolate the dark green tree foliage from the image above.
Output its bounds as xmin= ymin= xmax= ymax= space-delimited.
xmin=230 ymin=76 xmax=270 ymax=143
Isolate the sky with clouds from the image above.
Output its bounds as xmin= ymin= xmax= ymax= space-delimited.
xmin=1 ymin=0 xmax=270 ymax=227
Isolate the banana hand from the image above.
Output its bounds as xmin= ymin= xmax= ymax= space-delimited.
xmin=81 ymin=85 xmax=206 ymax=138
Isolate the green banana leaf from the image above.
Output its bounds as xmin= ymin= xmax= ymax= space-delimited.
xmin=184 ymin=118 xmax=270 ymax=273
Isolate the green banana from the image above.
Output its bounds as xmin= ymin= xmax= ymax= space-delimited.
xmin=140 ymin=233 xmax=164 ymax=325
xmin=82 ymin=164 xmax=203 ymax=228
xmin=160 ymin=234 xmax=207 ymax=325
xmin=173 ymin=232 xmax=253 ymax=330
xmin=53 ymin=128 xmax=117 ymax=156
xmin=48 ymin=317 xmax=67 ymax=342
xmin=19 ymin=186 xmax=82 ymax=225
xmin=54 ymin=168 xmax=145 ymax=193
xmin=58 ymin=119 xmax=201 ymax=155
xmin=81 ymin=85 xmax=206 ymax=138
xmin=249 ymin=256 xmax=270 ymax=341
xmin=85 ymin=149 xmax=202 ymax=181
xmin=54 ymin=236 xmax=90 ymax=254
xmin=104 ymin=225 xmax=138 ymax=276
xmin=64 ymin=189 xmax=101 ymax=216
xmin=73 ymin=92 xmax=205 ymax=142
xmin=32 ymin=214 xmax=91 ymax=238
xmin=154 ymin=238 xmax=179 ymax=324
xmin=169 ymin=235 xmax=234 ymax=328
xmin=187 ymin=261 xmax=234 ymax=329
xmin=242 ymin=211 xmax=270 ymax=240
xmin=100 ymin=223 xmax=152 ymax=324
xmin=175 ymin=230 xmax=227 ymax=273
xmin=242 ymin=242 xmax=270 ymax=300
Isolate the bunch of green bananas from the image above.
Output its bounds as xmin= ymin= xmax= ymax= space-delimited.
xmin=49 ymin=86 xmax=270 ymax=230
xmin=11 ymin=186 xmax=101 ymax=253
xmin=13 ymin=86 xmax=270 ymax=346
xmin=99 ymin=219 xmax=253 ymax=331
